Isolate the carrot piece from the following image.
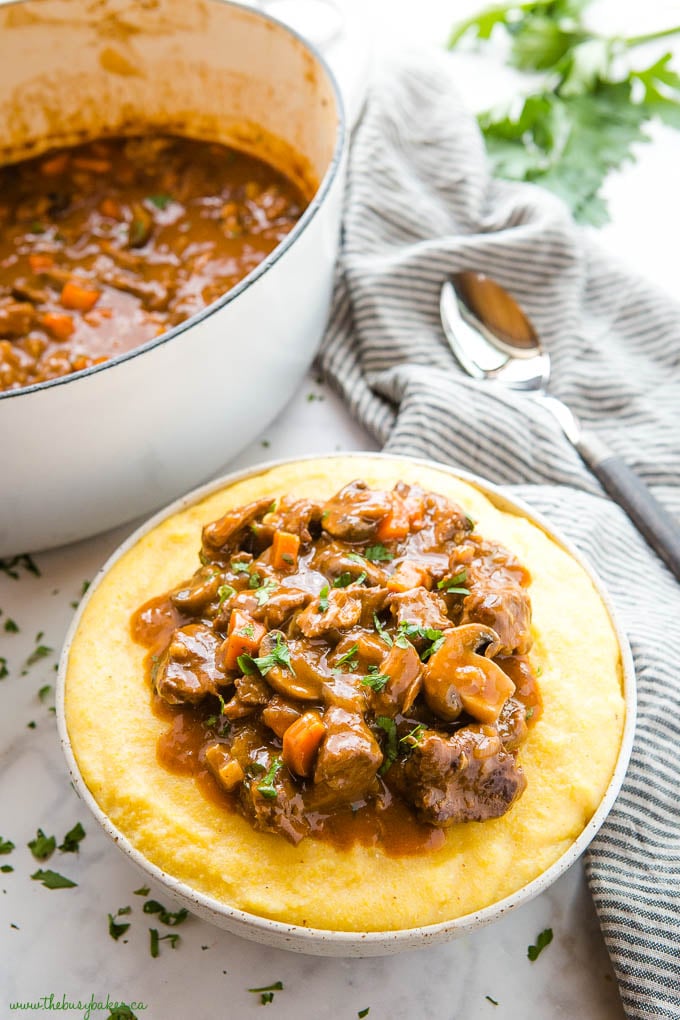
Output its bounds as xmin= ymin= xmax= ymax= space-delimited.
xmin=99 ymin=197 xmax=121 ymax=219
xmin=271 ymin=530 xmax=300 ymax=570
xmin=376 ymin=498 xmax=410 ymax=542
xmin=42 ymin=312 xmax=75 ymax=340
xmin=282 ymin=711 xmax=326 ymax=777
xmin=60 ymin=280 xmax=101 ymax=312
xmin=28 ymin=253 xmax=54 ymax=273
xmin=40 ymin=152 xmax=69 ymax=176
xmin=221 ymin=611 xmax=266 ymax=671
xmin=386 ymin=560 xmax=429 ymax=593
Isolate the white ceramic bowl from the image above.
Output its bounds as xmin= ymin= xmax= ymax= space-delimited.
xmin=0 ymin=0 xmax=345 ymax=555
xmin=56 ymin=453 xmax=636 ymax=957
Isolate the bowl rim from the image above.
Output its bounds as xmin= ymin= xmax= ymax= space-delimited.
xmin=0 ymin=0 xmax=346 ymax=404
xmin=56 ymin=451 xmax=637 ymax=950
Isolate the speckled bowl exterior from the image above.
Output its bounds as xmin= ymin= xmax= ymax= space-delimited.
xmin=56 ymin=453 xmax=636 ymax=956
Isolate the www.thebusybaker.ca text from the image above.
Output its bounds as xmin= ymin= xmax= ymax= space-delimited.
xmin=9 ymin=993 xmax=147 ymax=1020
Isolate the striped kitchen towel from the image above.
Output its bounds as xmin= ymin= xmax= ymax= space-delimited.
xmin=319 ymin=54 xmax=680 ymax=1019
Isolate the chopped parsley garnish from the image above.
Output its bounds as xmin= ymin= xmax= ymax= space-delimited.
xmin=248 ymin=571 xmax=263 ymax=589
xmin=31 ymin=868 xmax=77 ymax=889
xmin=239 ymin=634 xmax=294 ymax=677
xmin=437 ymin=569 xmax=470 ymax=595
xmin=365 ymin=544 xmax=393 ymax=563
xmin=25 ymin=642 xmax=53 ymax=668
xmin=254 ymin=578 xmax=278 ymax=607
xmin=400 ymin=723 xmax=426 ymax=748
xmin=335 ymin=644 xmax=359 ymax=671
xmin=28 ymin=828 xmax=56 ymax=861
xmin=0 ymin=837 xmax=15 ymax=855
xmin=4 ymin=618 xmax=19 ymax=633
xmin=358 ymin=1010 xmax=370 ymax=1018
xmin=147 ymin=193 xmax=173 ymax=210
xmin=485 ymin=996 xmax=499 ymax=1006
xmin=1 ymin=865 xmax=13 ymax=873
xmin=0 ymin=554 xmax=41 ymax=578
xmin=256 ymin=756 xmax=282 ymax=800
xmin=38 ymin=684 xmax=52 ymax=703
xmin=373 ymin=613 xmax=393 ymax=647
xmin=527 ymin=927 xmax=553 ymax=961
xmin=143 ymin=900 xmax=189 ymax=926
xmin=134 ymin=885 xmax=150 ymax=896
xmin=71 ymin=579 xmax=91 ymax=608
xmin=248 ymin=982 xmax=283 ymax=1006
xmin=59 ymin=822 xmax=86 ymax=853
xmin=333 ymin=572 xmax=353 ymax=588
xmin=149 ymin=928 xmax=180 ymax=957
xmin=108 ymin=908 xmax=131 ymax=941
xmin=107 ymin=1006 xmax=138 ymax=1020
xmin=347 ymin=552 xmax=365 ymax=564
xmin=361 ymin=672 xmax=390 ymax=692
xmin=0 ymin=658 xmax=7 ymax=680
xmin=218 ymin=584 xmax=236 ymax=606
xmin=237 ymin=623 xmax=255 ymax=639
xmin=231 ymin=560 xmax=251 ymax=574
xmin=318 ymin=585 xmax=330 ymax=613
xmin=525 ymin=707 xmax=535 ymax=721
xmin=396 ymin=622 xmax=446 ymax=660
xmin=27 ymin=721 xmax=36 ymax=729
xmin=376 ymin=716 xmax=398 ymax=775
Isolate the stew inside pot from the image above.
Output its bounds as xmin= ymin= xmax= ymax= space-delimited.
xmin=131 ymin=480 xmax=542 ymax=855
xmin=0 ymin=135 xmax=306 ymax=392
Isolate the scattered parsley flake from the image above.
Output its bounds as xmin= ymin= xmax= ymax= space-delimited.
xmin=217 ymin=583 xmax=236 ymax=606
xmin=248 ymin=571 xmax=263 ymax=589
xmin=31 ymin=868 xmax=77 ymax=889
xmin=142 ymin=899 xmax=189 ymax=926
xmin=256 ymin=756 xmax=282 ymax=800
xmin=108 ymin=909 xmax=131 ymax=941
xmin=27 ymin=721 xmax=36 ymax=729
xmin=318 ymin=585 xmax=330 ymax=613
xmin=486 ymin=995 xmax=499 ymax=1006
xmin=107 ymin=1006 xmax=138 ymax=1020
xmin=526 ymin=707 xmax=535 ymax=721
xmin=149 ymin=928 xmax=181 ymax=957
xmin=239 ymin=634 xmax=294 ymax=677
xmin=528 ymin=927 xmax=554 ymax=961
xmin=261 ymin=439 xmax=271 ymax=448
xmin=373 ymin=613 xmax=393 ymax=647
xmin=0 ymin=657 xmax=7 ymax=680
xmin=361 ymin=673 xmax=390 ymax=693
xmin=0 ymin=838 xmax=15 ymax=855
xmin=334 ymin=644 xmax=359 ymax=671
xmin=1 ymin=864 xmax=13 ymax=873
xmin=231 ymin=560 xmax=251 ymax=574
xmin=147 ymin=193 xmax=173 ymax=210
xmin=376 ymin=716 xmax=398 ymax=775
xmin=28 ymin=828 xmax=56 ymax=861
xmin=248 ymin=981 xmax=283 ymax=1006
xmin=365 ymin=544 xmax=393 ymax=563
xmin=25 ymin=643 xmax=53 ymax=668
xmin=38 ymin=684 xmax=52 ymax=703
xmin=134 ymin=885 xmax=150 ymax=896
xmin=0 ymin=554 xmax=41 ymax=579
xmin=59 ymin=822 xmax=86 ymax=853
xmin=358 ymin=1010 xmax=370 ymax=1018
xmin=4 ymin=618 xmax=19 ymax=633
xmin=332 ymin=571 xmax=353 ymax=588
xmin=254 ymin=578 xmax=278 ymax=607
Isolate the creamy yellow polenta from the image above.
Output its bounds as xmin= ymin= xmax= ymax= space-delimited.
xmin=64 ymin=456 xmax=625 ymax=931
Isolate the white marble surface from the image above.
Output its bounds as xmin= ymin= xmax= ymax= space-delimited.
xmin=3 ymin=0 xmax=680 ymax=1016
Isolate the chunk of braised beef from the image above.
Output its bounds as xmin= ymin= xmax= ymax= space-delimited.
xmin=370 ymin=641 xmax=422 ymax=718
xmin=255 ymin=586 xmax=312 ymax=630
xmin=271 ymin=497 xmax=324 ymax=547
xmin=313 ymin=707 xmax=383 ymax=806
xmin=423 ymin=491 xmax=472 ymax=545
xmin=239 ymin=760 xmax=309 ymax=845
xmin=234 ymin=673 xmax=271 ymax=706
xmin=261 ymin=695 xmax=302 ymax=738
xmin=397 ymin=727 xmax=526 ymax=825
xmin=321 ymin=480 xmax=392 ymax=541
xmin=462 ymin=585 xmax=532 ymax=655
xmin=296 ymin=586 xmax=363 ymax=637
xmin=201 ymin=496 xmax=274 ymax=558
xmin=497 ymin=698 xmax=529 ymax=751
xmin=170 ymin=565 xmax=222 ymax=615
xmin=388 ymin=587 xmax=451 ymax=632
xmin=309 ymin=542 xmax=390 ymax=587
xmin=154 ymin=623 xmax=223 ymax=705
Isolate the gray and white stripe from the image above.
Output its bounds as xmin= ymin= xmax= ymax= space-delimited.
xmin=318 ymin=55 xmax=680 ymax=1019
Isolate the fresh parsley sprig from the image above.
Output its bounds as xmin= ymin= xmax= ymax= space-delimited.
xmin=448 ymin=0 xmax=680 ymax=224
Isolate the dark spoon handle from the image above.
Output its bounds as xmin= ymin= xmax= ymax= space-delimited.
xmin=577 ymin=431 xmax=680 ymax=582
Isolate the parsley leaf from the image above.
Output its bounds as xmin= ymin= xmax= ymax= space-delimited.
xmin=134 ymin=885 xmax=150 ymax=896
xmin=400 ymin=723 xmax=426 ymax=748
xmin=358 ymin=1010 xmax=370 ymax=1019
xmin=239 ymin=634 xmax=294 ymax=677
xmin=373 ymin=613 xmax=393 ymax=647
xmin=333 ymin=572 xmax=353 ymax=588
xmin=25 ymin=642 xmax=53 ymax=668
xmin=149 ymin=928 xmax=180 ymax=957
xmin=147 ymin=193 xmax=173 ymax=210
xmin=365 ymin=544 xmax=393 ymax=563
xmin=217 ymin=584 xmax=236 ymax=606
xmin=0 ymin=554 xmax=41 ymax=579
xmin=38 ymin=684 xmax=52 ymax=703
xmin=253 ymin=578 xmax=278 ymax=607
xmin=4 ymin=618 xmax=19 ymax=633
xmin=361 ymin=673 xmax=390 ymax=692
xmin=376 ymin=716 xmax=398 ymax=775
xmin=31 ymin=868 xmax=77 ymax=889
xmin=248 ymin=981 xmax=283 ymax=1006
xmin=108 ymin=909 xmax=131 ymax=941
xmin=143 ymin=900 xmax=189 ymax=926
xmin=334 ymin=644 xmax=359 ymax=671
xmin=449 ymin=1 xmax=680 ymax=223
xmin=527 ymin=927 xmax=554 ymax=961
xmin=231 ymin=560 xmax=251 ymax=574
xmin=0 ymin=657 xmax=7 ymax=680
xmin=256 ymin=756 xmax=282 ymax=800
xmin=1 ymin=864 xmax=13 ymax=873
xmin=28 ymin=828 xmax=56 ymax=861
xmin=0 ymin=837 xmax=15 ymax=855
xmin=318 ymin=585 xmax=330 ymax=613
xmin=59 ymin=822 xmax=86 ymax=853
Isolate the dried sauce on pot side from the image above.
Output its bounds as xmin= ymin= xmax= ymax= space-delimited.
xmin=131 ymin=480 xmax=542 ymax=856
xmin=0 ymin=135 xmax=305 ymax=391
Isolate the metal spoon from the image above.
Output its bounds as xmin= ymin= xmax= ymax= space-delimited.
xmin=440 ymin=272 xmax=680 ymax=581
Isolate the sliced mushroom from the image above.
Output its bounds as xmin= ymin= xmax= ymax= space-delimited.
xmin=423 ymin=624 xmax=515 ymax=724
xmin=202 ymin=496 xmax=273 ymax=557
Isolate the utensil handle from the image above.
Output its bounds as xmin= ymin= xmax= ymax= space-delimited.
xmin=577 ymin=431 xmax=680 ymax=582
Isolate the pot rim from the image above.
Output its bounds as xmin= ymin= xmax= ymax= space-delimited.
xmin=0 ymin=0 xmax=346 ymax=404
xmin=56 ymin=451 xmax=637 ymax=952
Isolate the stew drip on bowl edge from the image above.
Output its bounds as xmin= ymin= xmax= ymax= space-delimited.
xmin=131 ymin=480 xmax=542 ymax=855
xmin=0 ymin=135 xmax=306 ymax=392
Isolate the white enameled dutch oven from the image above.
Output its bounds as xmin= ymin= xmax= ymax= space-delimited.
xmin=0 ymin=0 xmax=346 ymax=555
xmin=57 ymin=453 xmax=636 ymax=957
